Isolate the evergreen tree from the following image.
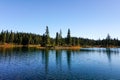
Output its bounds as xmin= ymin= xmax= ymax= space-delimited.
xmin=55 ymin=32 xmax=59 ymax=46
xmin=0 ymin=32 xmax=1 ymax=43
xmin=22 ymin=34 xmax=29 ymax=45
xmin=59 ymin=29 xmax=62 ymax=45
xmin=106 ymin=34 xmax=111 ymax=40
xmin=45 ymin=26 xmax=50 ymax=46
xmin=1 ymin=30 xmax=6 ymax=44
xmin=6 ymin=30 xmax=10 ymax=43
xmin=9 ymin=30 xmax=14 ymax=43
xmin=28 ymin=34 xmax=32 ymax=44
xmin=66 ymin=29 xmax=71 ymax=46
xmin=77 ymin=38 xmax=79 ymax=46
xmin=41 ymin=34 xmax=46 ymax=46
xmin=72 ymin=38 xmax=75 ymax=46
xmin=106 ymin=34 xmax=111 ymax=47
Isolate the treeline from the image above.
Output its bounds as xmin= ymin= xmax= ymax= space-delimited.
xmin=0 ymin=26 xmax=120 ymax=47
xmin=0 ymin=30 xmax=42 ymax=45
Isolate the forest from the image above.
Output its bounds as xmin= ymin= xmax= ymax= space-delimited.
xmin=0 ymin=26 xmax=120 ymax=47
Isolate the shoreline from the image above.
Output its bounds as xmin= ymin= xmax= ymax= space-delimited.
xmin=0 ymin=44 xmax=119 ymax=49
xmin=0 ymin=44 xmax=81 ymax=50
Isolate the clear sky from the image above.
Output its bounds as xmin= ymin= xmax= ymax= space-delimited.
xmin=0 ymin=0 xmax=120 ymax=39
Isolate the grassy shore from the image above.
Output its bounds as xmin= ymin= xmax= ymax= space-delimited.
xmin=0 ymin=44 xmax=40 ymax=48
xmin=53 ymin=46 xmax=81 ymax=50
xmin=0 ymin=44 xmax=81 ymax=50
xmin=0 ymin=44 xmax=119 ymax=49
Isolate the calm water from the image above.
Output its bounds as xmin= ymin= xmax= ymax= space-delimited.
xmin=0 ymin=48 xmax=120 ymax=80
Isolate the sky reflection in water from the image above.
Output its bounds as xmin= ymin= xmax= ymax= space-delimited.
xmin=0 ymin=48 xmax=120 ymax=80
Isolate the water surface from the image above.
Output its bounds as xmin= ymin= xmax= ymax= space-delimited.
xmin=0 ymin=48 xmax=120 ymax=80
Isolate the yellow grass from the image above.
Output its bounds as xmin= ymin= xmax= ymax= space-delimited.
xmin=0 ymin=43 xmax=81 ymax=50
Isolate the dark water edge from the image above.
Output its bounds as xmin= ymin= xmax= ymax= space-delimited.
xmin=0 ymin=47 xmax=120 ymax=80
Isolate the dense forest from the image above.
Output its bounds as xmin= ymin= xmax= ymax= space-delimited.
xmin=0 ymin=26 xmax=120 ymax=47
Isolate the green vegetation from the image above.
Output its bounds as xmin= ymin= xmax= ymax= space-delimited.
xmin=0 ymin=30 xmax=42 ymax=45
xmin=41 ymin=26 xmax=51 ymax=47
xmin=66 ymin=29 xmax=72 ymax=46
xmin=0 ymin=26 xmax=120 ymax=48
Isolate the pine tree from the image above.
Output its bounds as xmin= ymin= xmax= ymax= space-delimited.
xmin=55 ymin=32 xmax=59 ymax=46
xmin=72 ymin=38 xmax=75 ymax=46
xmin=6 ymin=30 xmax=10 ymax=43
xmin=28 ymin=34 xmax=32 ymax=44
xmin=42 ymin=34 xmax=46 ymax=46
xmin=1 ymin=30 xmax=6 ymax=44
xmin=59 ymin=29 xmax=62 ymax=45
xmin=45 ymin=26 xmax=50 ymax=46
xmin=106 ymin=34 xmax=111 ymax=47
xmin=77 ymin=38 xmax=79 ymax=46
xmin=106 ymin=34 xmax=111 ymax=40
xmin=66 ymin=29 xmax=71 ymax=46
xmin=9 ymin=30 xmax=14 ymax=43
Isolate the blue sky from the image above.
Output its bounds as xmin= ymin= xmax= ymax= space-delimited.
xmin=0 ymin=0 xmax=120 ymax=39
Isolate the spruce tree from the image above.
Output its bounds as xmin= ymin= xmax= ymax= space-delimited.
xmin=6 ymin=30 xmax=10 ymax=43
xmin=1 ymin=30 xmax=6 ymax=44
xmin=10 ymin=30 xmax=14 ymax=43
xmin=59 ymin=29 xmax=62 ymax=45
xmin=106 ymin=34 xmax=111 ymax=47
xmin=55 ymin=32 xmax=59 ymax=46
xmin=66 ymin=29 xmax=71 ymax=46
xmin=42 ymin=34 xmax=46 ymax=46
xmin=45 ymin=26 xmax=50 ymax=46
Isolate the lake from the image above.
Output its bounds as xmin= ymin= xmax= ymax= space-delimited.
xmin=0 ymin=48 xmax=120 ymax=80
